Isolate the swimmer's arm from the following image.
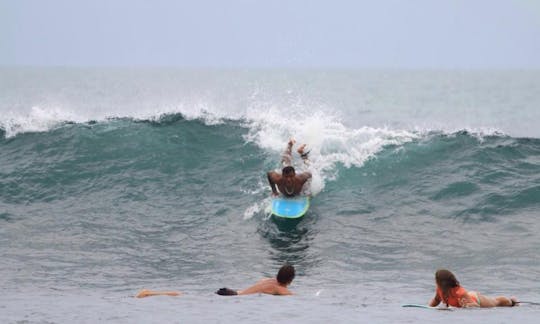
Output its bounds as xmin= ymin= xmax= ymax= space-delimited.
xmin=429 ymin=292 xmax=441 ymax=307
xmin=287 ymin=139 xmax=295 ymax=149
xmin=135 ymin=289 xmax=181 ymax=298
xmin=300 ymin=172 xmax=312 ymax=183
xmin=301 ymin=171 xmax=312 ymax=179
xmin=267 ymin=172 xmax=280 ymax=196
xmin=280 ymin=139 xmax=295 ymax=164
xmin=300 ymin=152 xmax=310 ymax=165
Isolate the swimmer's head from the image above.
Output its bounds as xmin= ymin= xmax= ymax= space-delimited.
xmin=277 ymin=264 xmax=295 ymax=285
xmin=435 ymin=269 xmax=459 ymax=289
xmin=435 ymin=269 xmax=460 ymax=306
xmin=282 ymin=166 xmax=295 ymax=177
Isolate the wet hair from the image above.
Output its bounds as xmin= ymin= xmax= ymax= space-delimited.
xmin=216 ymin=287 xmax=238 ymax=296
xmin=276 ymin=264 xmax=295 ymax=285
xmin=282 ymin=166 xmax=295 ymax=176
xmin=435 ymin=269 xmax=460 ymax=307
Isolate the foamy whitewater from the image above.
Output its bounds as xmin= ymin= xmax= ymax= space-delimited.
xmin=1 ymin=68 xmax=539 ymax=323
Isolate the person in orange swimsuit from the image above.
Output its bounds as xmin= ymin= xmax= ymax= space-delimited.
xmin=429 ymin=269 xmax=518 ymax=308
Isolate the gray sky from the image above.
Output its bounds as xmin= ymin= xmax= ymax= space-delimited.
xmin=1 ymin=0 xmax=539 ymax=68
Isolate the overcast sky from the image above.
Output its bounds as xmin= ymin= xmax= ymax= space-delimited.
xmin=1 ymin=0 xmax=539 ymax=68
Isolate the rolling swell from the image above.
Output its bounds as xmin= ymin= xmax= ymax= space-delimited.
xmin=326 ymin=132 xmax=540 ymax=224
xmin=0 ymin=115 xmax=261 ymax=207
xmin=2 ymin=120 xmax=538 ymax=223
xmin=1 ymin=119 xmax=538 ymax=280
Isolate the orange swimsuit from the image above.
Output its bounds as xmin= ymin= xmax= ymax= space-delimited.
xmin=436 ymin=286 xmax=480 ymax=307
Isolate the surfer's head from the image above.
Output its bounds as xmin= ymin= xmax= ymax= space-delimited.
xmin=281 ymin=166 xmax=296 ymax=195
xmin=276 ymin=264 xmax=295 ymax=285
xmin=435 ymin=269 xmax=460 ymax=305
xmin=435 ymin=269 xmax=459 ymax=289
xmin=282 ymin=166 xmax=295 ymax=177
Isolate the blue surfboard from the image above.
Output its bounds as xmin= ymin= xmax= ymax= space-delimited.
xmin=271 ymin=196 xmax=310 ymax=218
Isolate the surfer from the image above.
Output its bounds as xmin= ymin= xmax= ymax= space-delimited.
xmin=216 ymin=264 xmax=295 ymax=296
xmin=267 ymin=139 xmax=312 ymax=197
xmin=135 ymin=289 xmax=181 ymax=298
xmin=429 ymin=269 xmax=518 ymax=308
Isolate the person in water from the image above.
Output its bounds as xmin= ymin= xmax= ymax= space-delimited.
xmin=216 ymin=264 xmax=295 ymax=296
xmin=429 ymin=269 xmax=518 ymax=308
xmin=267 ymin=139 xmax=312 ymax=197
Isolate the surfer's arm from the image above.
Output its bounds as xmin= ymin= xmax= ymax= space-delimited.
xmin=267 ymin=172 xmax=280 ymax=196
xmin=300 ymin=172 xmax=312 ymax=182
xmin=135 ymin=289 xmax=181 ymax=298
xmin=297 ymin=144 xmax=310 ymax=165
xmin=429 ymin=292 xmax=441 ymax=307
xmin=281 ymin=139 xmax=295 ymax=165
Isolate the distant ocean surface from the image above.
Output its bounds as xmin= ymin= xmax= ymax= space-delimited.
xmin=1 ymin=68 xmax=539 ymax=323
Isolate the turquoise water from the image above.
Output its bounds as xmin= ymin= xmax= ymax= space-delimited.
xmin=1 ymin=68 xmax=540 ymax=323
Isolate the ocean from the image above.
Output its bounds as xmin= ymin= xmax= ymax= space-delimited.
xmin=1 ymin=68 xmax=539 ymax=323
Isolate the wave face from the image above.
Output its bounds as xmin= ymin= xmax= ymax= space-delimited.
xmin=1 ymin=68 xmax=540 ymax=323
xmin=2 ymin=118 xmax=539 ymax=219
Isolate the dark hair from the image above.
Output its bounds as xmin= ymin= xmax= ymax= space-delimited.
xmin=276 ymin=264 xmax=295 ymax=285
xmin=435 ymin=269 xmax=460 ymax=307
xmin=216 ymin=287 xmax=238 ymax=296
xmin=282 ymin=166 xmax=295 ymax=176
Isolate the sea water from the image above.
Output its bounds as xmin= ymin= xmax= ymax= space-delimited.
xmin=1 ymin=68 xmax=539 ymax=323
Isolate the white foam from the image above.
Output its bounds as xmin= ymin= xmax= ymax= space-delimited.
xmin=410 ymin=124 xmax=506 ymax=139
xmin=242 ymin=106 xmax=419 ymax=194
xmin=0 ymin=100 xmax=233 ymax=138
xmin=0 ymin=106 xmax=88 ymax=138
xmin=243 ymin=197 xmax=272 ymax=220
xmin=0 ymin=101 xmax=420 ymax=196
